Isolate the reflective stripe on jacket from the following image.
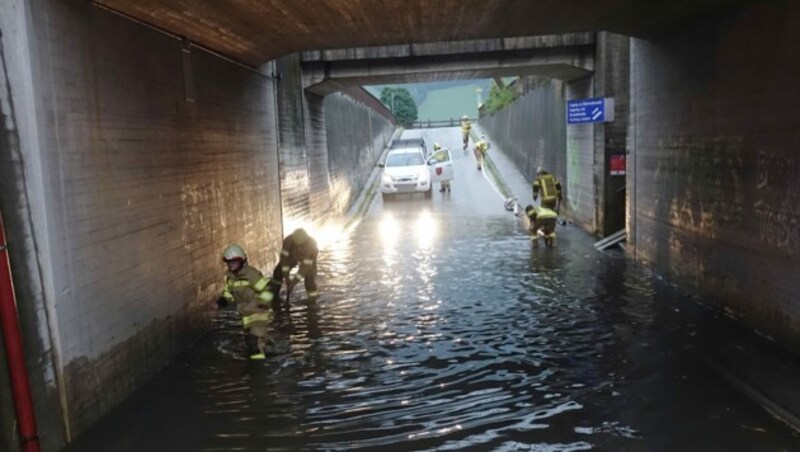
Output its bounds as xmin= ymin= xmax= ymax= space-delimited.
xmin=223 ymin=265 xmax=274 ymax=317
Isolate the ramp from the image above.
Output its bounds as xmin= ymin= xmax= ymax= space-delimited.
xmin=594 ymin=229 xmax=626 ymax=251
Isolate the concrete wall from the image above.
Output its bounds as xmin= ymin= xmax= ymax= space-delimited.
xmin=565 ymin=77 xmax=596 ymax=230
xmin=628 ymin=0 xmax=800 ymax=352
xmin=1 ymin=0 xmax=284 ymax=446
xmin=478 ymin=80 xmax=567 ymax=203
xmin=324 ymin=90 xmax=395 ymax=217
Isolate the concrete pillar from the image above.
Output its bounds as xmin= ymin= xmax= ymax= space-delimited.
xmin=594 ymin=32 xmax=630 ymax=237
xmin=564 ymin=32 xmax=630 ymax=237
xmin=275 ymin=53 xmax=311 ymax=233
xmin=304 ymin=92 xmax=332 ymax=226
xmin=276 ymin=53 xmax=344 ymax=231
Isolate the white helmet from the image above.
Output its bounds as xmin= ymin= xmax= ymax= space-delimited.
xmin=536 ymin=166 xmax=544 ymax=174
xmin=433 ymin=143 xmax=441 ymax=150
xmin=462 ymin=115 xmax=468 ymax=120
xmin=222 ymin=244 xmax=247 ymax=262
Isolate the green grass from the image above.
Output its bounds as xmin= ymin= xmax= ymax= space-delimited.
xmin=417 ymin=84 xmax=483 ymax=121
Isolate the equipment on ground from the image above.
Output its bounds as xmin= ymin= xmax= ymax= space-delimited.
xmin=594 ymin=229 xmax=626 ymax=251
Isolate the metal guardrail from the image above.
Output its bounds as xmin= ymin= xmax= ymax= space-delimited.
xmin=410 ymin=118 xmax=478 ymax=129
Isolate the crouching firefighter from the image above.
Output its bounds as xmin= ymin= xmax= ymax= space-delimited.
xmin=525 ymin=205 xmax=558 ymax=248
xmin=268 ymin=228 xmax=319 ymax=305
xmin=217 ymin=244 xmax=275 ymax=360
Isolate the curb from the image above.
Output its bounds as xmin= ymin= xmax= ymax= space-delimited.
xmin=342 ymin=127 xmax=403 ymax=231
xmin=469 ymin=129 xmax=514 ymax=199
xmin=695 ymin=349 xmax=800 ymax=434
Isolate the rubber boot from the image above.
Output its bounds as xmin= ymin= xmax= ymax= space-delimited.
xmin=267 ymin=281 xmax=284 ymax=310
xmin=245 ymin=334 xmax=265 ymax=360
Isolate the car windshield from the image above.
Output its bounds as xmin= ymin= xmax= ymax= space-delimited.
xmin=386 ymin=153 xmax=424 ymax=167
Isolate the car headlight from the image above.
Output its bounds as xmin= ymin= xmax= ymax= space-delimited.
xmin=382 ymin=173 xmax=394 ymax=183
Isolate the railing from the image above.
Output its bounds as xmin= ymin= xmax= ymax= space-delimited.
xmin=409 ymin=118 xmax=478 ymax=129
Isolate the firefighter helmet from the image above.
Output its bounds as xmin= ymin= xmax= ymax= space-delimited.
xmin=292 ymin=228 xmax=310 ymax=245
xmin=222 ymin=244 xmax=247 ymax=262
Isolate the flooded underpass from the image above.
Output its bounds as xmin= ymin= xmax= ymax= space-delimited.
xmin=69 ymin=129 xmax=800 ymax=451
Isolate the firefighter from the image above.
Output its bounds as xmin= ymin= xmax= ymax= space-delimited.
xmin=460 ymin=115 xmax=471 ymax=149
xmin=525 ymin=205 xmax=558 ymax=248
xmin=474 ymin=135 xmax=490 ymax=171
xmin=532 ymin=167 xmax=562 ymax=212
xmin=268 ymin=228 xmax=319 ymax=306
xmin=217 ymin=244 xmax=275 ymax=360
xmin=432 ymin=143 xmax=452 ymax=192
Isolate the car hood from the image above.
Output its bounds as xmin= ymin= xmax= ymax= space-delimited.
xmin=384 ymin=165 xmax=428 ymax=178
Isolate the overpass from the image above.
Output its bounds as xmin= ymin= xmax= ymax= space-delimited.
xmin=3 ymin=0 xmax=800 ymax=450
xmin=300 ymin=33 xmax=596 ymax=95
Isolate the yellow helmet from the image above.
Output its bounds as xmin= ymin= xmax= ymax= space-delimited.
xmin=222 ymin=244 xmax=246 ymax=262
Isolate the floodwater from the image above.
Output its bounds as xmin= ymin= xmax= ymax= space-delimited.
xmin=68 ymin=129 xmax=800 ymax=451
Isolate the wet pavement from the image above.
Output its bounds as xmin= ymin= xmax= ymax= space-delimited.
xmin=68 ymin=128 xmax=800 ymax=451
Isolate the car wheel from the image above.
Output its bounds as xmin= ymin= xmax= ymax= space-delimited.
xmin=382 ymin=193 xmax=393 ymax=202
xmin=424 ymin=187 xmax=432 ymax=199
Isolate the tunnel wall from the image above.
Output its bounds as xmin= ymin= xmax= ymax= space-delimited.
xmin=275 ymin=53 xmax=312 ymax=231
xmin=629 ymin=1 xmax=800 ymax=351
xmin=277 ymin=54 xmax=396 ymax=232
xmin=324 ymin=90 xmax=396 ymax=217
xmin=2 ymin=0 xmax=283 ymax=445
xmin=478 ymin=80 xmax=567 ymax=206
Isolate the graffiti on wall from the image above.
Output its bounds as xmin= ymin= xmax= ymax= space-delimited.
xmin=651 ymin=136 xmax=745 ymax=242
xmin=754 ymin=150 xmax=799 ymax=252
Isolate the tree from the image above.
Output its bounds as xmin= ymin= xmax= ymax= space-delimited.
xmin=380 ymin=87 xmax=418 ymax=127
xmin=483 ymin=82 xmax=515 ymax=115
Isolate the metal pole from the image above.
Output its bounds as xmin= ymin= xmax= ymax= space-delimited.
xmin=0 ymin=211 xmax=41 ymax=452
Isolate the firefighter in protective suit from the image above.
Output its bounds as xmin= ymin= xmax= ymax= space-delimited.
xmin=432 ymin=143 xmax=452 ymax=192
xmin=474 ymin=135 xmax=490 ymax=171
xmin=268 ymin=228 xmax=319 ymax=305
xmin=525 ymin=205 xmax=558 ymax=248
xmin=217 ymin=244 xmax=275 ymax=360
xmin=460 ymin=115 xmax=471 ymax=149
xmin=533 ymin=167 xmax=562 ymax=212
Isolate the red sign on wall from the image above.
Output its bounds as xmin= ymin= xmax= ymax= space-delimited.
xmin=610 ymin=154 xmax=626 ymax=176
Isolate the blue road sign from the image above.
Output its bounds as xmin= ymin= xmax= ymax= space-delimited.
xmin=567 ymin=97 xmax=614 ymax=124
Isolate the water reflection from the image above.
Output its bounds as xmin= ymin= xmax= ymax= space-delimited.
xmin=413 ymin=209 xmax=438 ymax=249
xmin=69 ymin=201 xmax=800 ymax=452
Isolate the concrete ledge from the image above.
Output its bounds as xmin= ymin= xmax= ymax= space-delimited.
xmin=342 ymin=127 xmax=403 ymax=231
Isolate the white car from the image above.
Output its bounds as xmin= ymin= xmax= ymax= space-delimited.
xmin=379 ymin=147 xmax=454 ymax=201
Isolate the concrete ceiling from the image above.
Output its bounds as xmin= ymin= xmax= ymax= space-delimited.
xmin=96 ymin=0 xmax=747 ymax=66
